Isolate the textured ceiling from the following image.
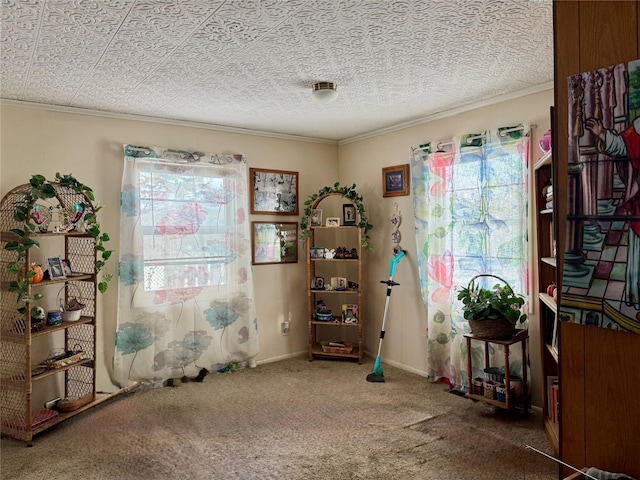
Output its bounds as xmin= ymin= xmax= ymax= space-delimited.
xmin=1 ymin=0 xmax=554 ymax=142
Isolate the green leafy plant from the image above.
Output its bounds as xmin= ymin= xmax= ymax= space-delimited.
xmin=300 ymin=182 xmax=373 ymax=249
xmin=457 ymin=276 xmax=527 ymax=324
xmin=4 ymin=173 xmax=113 ymax=311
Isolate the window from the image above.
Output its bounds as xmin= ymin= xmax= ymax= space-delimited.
xmin=137 ymin=164 xmax=238 ymax=291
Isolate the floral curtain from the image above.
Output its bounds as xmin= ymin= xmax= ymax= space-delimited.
xmin=113 ymin=145 xmax=258 ymax=386
xmin=411 ymin=125 xmax=530 ymax=389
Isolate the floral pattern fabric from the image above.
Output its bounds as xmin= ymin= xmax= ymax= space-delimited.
xmin=113 ymin=145 xmax=258 ymax=386
xmin=411 ymin=126 xmax=530 ymax=389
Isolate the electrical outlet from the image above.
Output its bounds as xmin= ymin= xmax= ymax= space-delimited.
xmin=281 ymin=321 xmax=290 ymax=335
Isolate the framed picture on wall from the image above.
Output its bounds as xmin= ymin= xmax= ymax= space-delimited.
xmin=382 ymin=164 xmax=410 ymax=197
xmin=249 ymin=168 xmax=298 ymax=215
xmin=251 ymin=222 xmax=298 ymax=265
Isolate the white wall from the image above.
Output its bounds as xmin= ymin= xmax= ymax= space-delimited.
xmin=338 ymin=89 xmax=554 ymax=407
xmin=0 ymin=104 xmax=338 ymax=393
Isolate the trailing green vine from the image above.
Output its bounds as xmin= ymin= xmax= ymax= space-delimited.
xmin=300 ymin=182 xmax=373 ymax=249
xmin=4 ymin=173 xmax=113 ymax=312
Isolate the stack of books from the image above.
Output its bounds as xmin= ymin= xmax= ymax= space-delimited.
xmin=542 ymin=183 xmax=553 ymax=210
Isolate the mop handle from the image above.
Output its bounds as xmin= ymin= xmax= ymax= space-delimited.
xmin=389 ymin=250 xmax=406 ymax=277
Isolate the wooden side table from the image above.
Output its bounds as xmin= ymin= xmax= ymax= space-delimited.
xmin=464 ymin=328 xmax=529 ymax=414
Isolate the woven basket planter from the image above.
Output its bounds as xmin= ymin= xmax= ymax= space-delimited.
xmin=469 ymin=317 xmax=515 ymax=340
xmin=465 ymin=274 xmax=520 ymax=340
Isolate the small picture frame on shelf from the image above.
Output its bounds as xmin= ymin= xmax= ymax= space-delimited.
xmin=62 ymin=258 xmax=84 ymax=277
xmin=330 ymin=277 xmax=347 ymax=289
xmin=342 ymin=304 xmax=358 ymax=324
xmin=342 ymin=204 xmax=356 ymax=226
xmin=47 ymin=256 xmax=66 ymax=279
xmin=62 ymin=258 xmax=72 ymax=276
xmin=310 ymin=247 xmax=325 ymax=259
xmin=325 ymin=217 xmax=340 ymax=227
xmin=312 ymin=277 xmax=325 ymax=289
xmin=310 ymin=209 xmax=323 ymax=227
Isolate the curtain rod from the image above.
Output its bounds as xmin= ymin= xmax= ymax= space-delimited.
xmin=126 ymin=145 xmax=152 ymax=154
xmin=436 ymin=141 xmax=454 ymax=150
xmin=411 ymin=124 xmax=537 ymax=152
xmin=465 ymin=123 xmax=537 ymax=144
xmin=411 ymin=145 xmax=430 ymax=152
xmin=498 ymin=123 xmax=536 ymax=136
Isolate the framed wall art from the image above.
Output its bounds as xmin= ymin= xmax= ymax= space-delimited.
xmin=249 ymin=168 xmax=298 ymax=215
xmin=251 ymin=222 xmax=298 ymax=265
xmin=382 ymin=164 xmax=410 ymax=197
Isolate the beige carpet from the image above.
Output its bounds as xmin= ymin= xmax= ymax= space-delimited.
xmin=1 ymin=356 xmax=558 ymax=479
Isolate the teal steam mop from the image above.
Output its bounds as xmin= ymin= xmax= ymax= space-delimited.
xmin=366 ymin=249 xmax=406 ymax=383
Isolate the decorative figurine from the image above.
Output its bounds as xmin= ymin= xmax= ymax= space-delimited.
xmin=391 ymin=203 xmax=402 ymax=255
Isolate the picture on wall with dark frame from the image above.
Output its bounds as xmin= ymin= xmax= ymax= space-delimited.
xmin=382 ymin=164 xmax=410 ymax=197
xmin=342 ymin=203 xmax=356 ymax=226
xmin=251 ymin=221 xmax=298 ymax=265
xmin=249 ymin=168 xmax=298 ymax=215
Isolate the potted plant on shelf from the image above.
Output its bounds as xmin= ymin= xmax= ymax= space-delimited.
xmin=457 ymin=274 xmax=527 ymax=339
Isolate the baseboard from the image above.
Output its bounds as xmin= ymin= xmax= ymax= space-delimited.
xmin=255 ymin=350 xmax=307 ymax=366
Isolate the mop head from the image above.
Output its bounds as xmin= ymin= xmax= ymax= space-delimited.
xmin=366 ymin=356 xmax=385 ymax=382
xmin=366 ymin=372 xmax=384 ymax=382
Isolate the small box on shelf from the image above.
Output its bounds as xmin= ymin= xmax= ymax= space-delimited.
xmin=471 ymin=377 xmax=484 ymax=396
xmin=320 ymin=341 xmax=353 ymax=354
xmin=483 ymin=380 xmax=499 ymax=400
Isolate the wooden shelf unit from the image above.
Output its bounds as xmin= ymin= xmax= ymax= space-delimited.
xmin=464 ymin=329 xmax=530 ymax=414
xmin=0 ymin=182 xmax=125 ymax=444
xmin=306 ymin=193 xmax=363 ymax=363
xmin=533 ymin=146 xmax=560 ymax=454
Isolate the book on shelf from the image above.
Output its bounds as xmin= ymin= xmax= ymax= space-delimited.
xmin=551 ymin=313 xmax=559 ymax=354
xmin=547 ymin=375 xmax=559 ymax=424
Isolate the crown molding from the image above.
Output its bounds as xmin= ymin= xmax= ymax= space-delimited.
xmin=0 ymin=99 xmax=338 ymax=146
xmin=338 ymin=82 xmax=555 ymax=145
